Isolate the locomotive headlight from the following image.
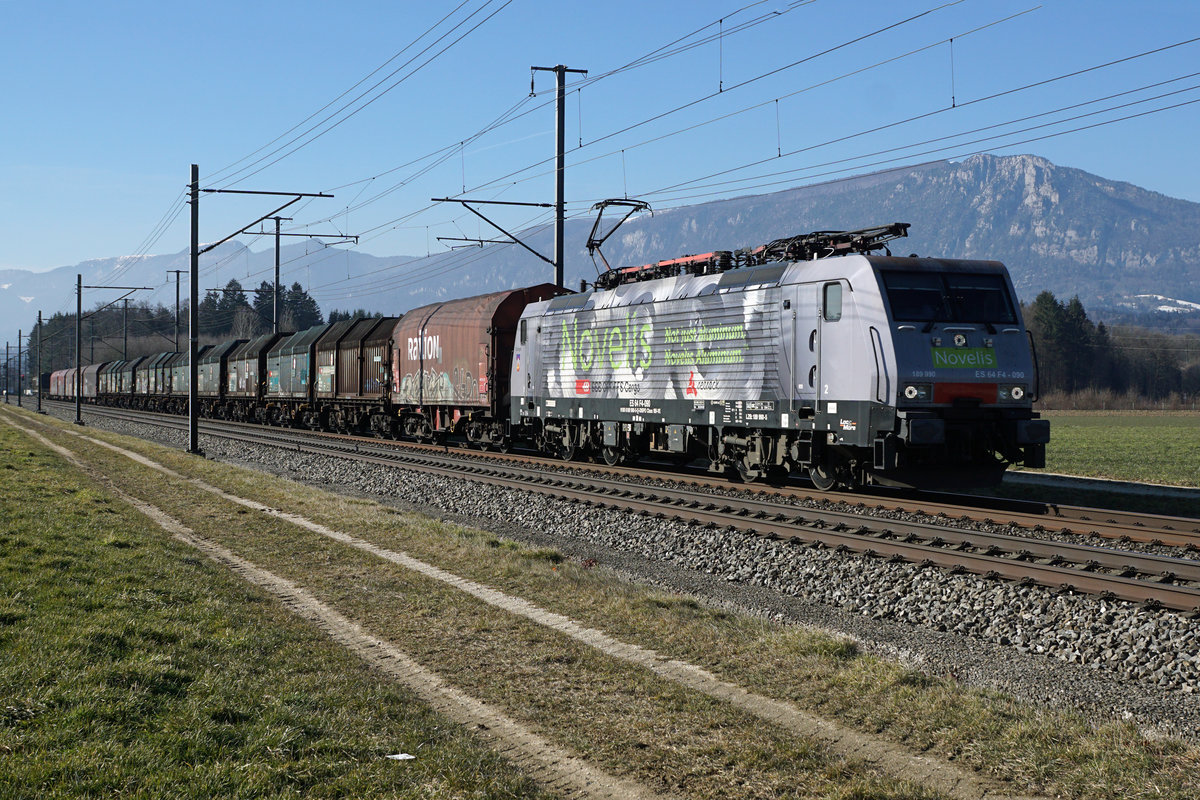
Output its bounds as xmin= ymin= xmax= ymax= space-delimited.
xmin=902 ymin=383 xmax=931 ymax=402
xmin=998 ymin=385 xmax=1026 ymax=402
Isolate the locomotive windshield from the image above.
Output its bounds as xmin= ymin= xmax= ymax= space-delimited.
xmin=881 ymin=270 xmax=1016 ymax=324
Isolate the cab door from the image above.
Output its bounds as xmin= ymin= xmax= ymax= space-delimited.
xmin=815 ymin=280 xmax=847 ymax=408
xmin=512 ymin=316 xmax=538 ymax=417
xmin=790 ymin=283 xmax=818 ymax=412
xmin=814 ymin=279 xmax=875 ymax=448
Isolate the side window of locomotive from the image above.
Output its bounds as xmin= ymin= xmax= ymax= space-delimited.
xmin=519 ymin=319 xmax=527 ymax=345
xmin=822 ymin=283 xmax=842 ymax=322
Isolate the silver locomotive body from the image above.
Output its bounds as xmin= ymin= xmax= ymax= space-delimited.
xmin=512 ymin=246 xmax=1046 ymax=489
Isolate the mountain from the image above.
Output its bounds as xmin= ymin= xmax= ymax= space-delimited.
xmin=344 ymin=153 xmax=1200 ymax=313
xmin=553 ymin=153 xmax=1200 ymax=309
xmin=4 ymin=153 xmax=1199 ymax=354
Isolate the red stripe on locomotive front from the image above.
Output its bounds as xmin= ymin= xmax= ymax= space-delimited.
xmin=934 ymin=382 xmax=997 ymax=404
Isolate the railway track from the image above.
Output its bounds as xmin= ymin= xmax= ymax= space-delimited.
xmin=56 ymin=401 xmax=1197 ymax=546
xmin=911 ymin=488 xmax=1200 ymax=546
xmin=41 ymin=401 xmax=1200 ymax=614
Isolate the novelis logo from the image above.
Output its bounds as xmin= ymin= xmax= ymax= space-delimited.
xmin=931 ymin=347 xmax=998 ymax=369
xmin=561 ymin=314 xmax=652 ymax=372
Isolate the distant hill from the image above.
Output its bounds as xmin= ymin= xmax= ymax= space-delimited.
xmin=5 ymin=153 xmax=1199 ymax=350
xmin=358 ymin=152 xmax=1200 ymax=313
xmin=547 ymin=153 xmax=1200 ymax=309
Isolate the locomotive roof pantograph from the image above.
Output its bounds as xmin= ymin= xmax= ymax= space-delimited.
xmin=591 ymin=222 xmax=911 ymax=291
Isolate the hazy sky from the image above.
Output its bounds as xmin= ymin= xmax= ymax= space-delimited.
xmin=2 ymin=0 xmax=1198 ymax=311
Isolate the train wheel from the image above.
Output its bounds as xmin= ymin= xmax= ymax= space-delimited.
xmin=736 ymin=457 xmax=762 ymax=483
xmin=808 ymin=464 xmax=837 ymax=491
xmin=558 ymin=439 xmax=576 ymax=461
xmin=600 ymin=445 xmax=622 ymax=466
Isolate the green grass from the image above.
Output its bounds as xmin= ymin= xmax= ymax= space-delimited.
xmin=40 ymin=422 xmax=938 ymax=799
xmin=0 ymin=424 xmax=549 ymax=799
xmin=21 ymin=409 xmax=1200 ymax=800
xmin=1038 ymin=411 xmax=1200 ymax=487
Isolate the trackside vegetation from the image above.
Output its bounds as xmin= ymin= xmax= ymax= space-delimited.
xmin=1025 ymin=292 xmax=1200 ymax=406
xmin=4 ymin=406 xmax=1200 ymax=799
xmin=0 ymin=423 xmax=549 ymax=799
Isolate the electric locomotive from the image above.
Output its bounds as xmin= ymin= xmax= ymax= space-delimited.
xmin=511 ymin=223 xmax=1048 ymax=489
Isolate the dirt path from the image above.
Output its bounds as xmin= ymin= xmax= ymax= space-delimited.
xmin=7 ymin=415 xmax=672 ymax=800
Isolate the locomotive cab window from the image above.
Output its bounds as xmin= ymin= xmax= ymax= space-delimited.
xmin=519 ymin=319 xmax=527 ymax=345
xmin=822 ymin=283 xmax=842 ymax=321
xmin=882 ymin=270 xmax=1016 ymax=324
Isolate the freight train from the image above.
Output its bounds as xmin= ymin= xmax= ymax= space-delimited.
xmin=48 ymin=223 xmax=1048 ymax=490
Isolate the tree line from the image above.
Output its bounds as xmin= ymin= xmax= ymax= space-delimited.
xmin=22 ymin=280 xmax=376 ymax=374
xmin=1024 ymin=292 xmax=1200 ymax=408
xmin=20 ymin=284 xmax=1199 ymax=407
xmin=198 ymin=279 xmax=323 ymax=338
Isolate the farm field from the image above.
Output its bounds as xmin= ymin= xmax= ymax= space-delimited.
xmin=1038 ymin=411 xmax=1200 ymax=487
xmin=3 ymin=405 xmax=1200 ymax=798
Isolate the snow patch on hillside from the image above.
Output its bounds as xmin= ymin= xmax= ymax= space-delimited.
xmin=1127 ymin=294 xmax=1200 ymax=313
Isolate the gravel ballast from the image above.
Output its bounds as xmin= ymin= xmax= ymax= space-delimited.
xmin=43 ymin=406 xmax=1200 ymax=741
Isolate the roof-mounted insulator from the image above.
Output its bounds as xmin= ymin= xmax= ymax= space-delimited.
xmin=594 ymin=250 xmax=733 ymax=290
xmin=591 ymin=223 xmax=910 ymax=290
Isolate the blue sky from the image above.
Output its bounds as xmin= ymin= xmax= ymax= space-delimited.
xmin=2 ymin=0 xmax=1198 ymax=310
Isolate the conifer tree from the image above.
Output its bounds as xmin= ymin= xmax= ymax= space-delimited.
xmin=284 ymin=282 xmax=323 ymax=330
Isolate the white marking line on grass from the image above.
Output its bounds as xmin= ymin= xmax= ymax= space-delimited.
xmin=6 ymin=415 xmax=668 ymax=800
xmin=33 ymin=413 xmax=1030 ymax=800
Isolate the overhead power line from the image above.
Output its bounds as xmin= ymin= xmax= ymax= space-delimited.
xmin=203 ymin=0 xmax=480 ymax=186
xmin=296 ymin=0 xmax=824 ymax=230
xmin=645 ymin=74 xmax=1200 ymax=200
xmin=297 ymin=28 xmax=1183 ymax=293
xmin=457 ymin=5 xmax=1037 ymax=203
xmin=645 ymin=96 xmax=1200 ymax=206
xmin=211 ymin=0 xmax=513 ymax=190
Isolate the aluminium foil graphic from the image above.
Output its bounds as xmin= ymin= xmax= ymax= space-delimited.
xmin=538 ymin=268 xmax=785 ymax=405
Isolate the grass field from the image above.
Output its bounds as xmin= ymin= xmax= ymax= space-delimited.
xmin=0 ymin=421 xmax=548 ymax=799
xmin=4 ymin=406 xmax=1200 ymax=799
xmin=1039 ymin=411 xmax=1200 ymax=487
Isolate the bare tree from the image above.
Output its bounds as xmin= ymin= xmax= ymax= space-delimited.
xmin=231 ymin=306 xmax=263 ymax=339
